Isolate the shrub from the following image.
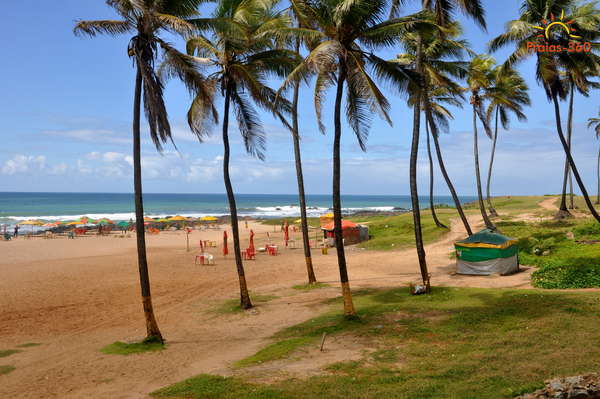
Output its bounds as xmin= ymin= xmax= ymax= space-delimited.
xmin=573 ymin=222 xmax=600 ymax=238
xmin=532 ymin=257 xmax=600 ymax=289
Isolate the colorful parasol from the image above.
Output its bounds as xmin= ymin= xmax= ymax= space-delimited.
xmin=168 ymin=215 xmax=188 ymax=221
xmin=18 ymin=219 xmax=44 ymax=226
xmin=200 ymin=216 xmax=218 ymax=222
xmin=95 ymin=218 xmax=114 ymax=225
xmin=284 ymin=220 xmax=289 ymax=247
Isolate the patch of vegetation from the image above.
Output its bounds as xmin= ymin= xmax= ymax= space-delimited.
xmin=215 ymin=294 xmax=278 ymax=314
xmin=154 ymin=287 xmax=600 ymax=399
xmin=0 ymin=365 xmax=16 ymax=375
xmin=292 ymin=282 xmax=330 ymax=290
xmin=0 ymin=350 xmax=21 ymax=358
xmin=466 ymin=196 xmax=549 ymax=215
xmin=100 ymin=339 xmax=165 ymax=355
xmin=324 ymin=360 xmax=363 ymax=373
xmin=15 ymin=343 xmax=42 ymax=348
xmin=573 ymin=221 xmax=600 ymax=238
xmin=233 ymin=337 xmax=314 ymax=368
xmin=350 ymin=209 xmax=453 ymax=251
xmin=532 ymin=260 xmax=600 ymax=289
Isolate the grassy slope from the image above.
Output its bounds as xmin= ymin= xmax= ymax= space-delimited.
xmin=153 ymin=287 xmax=600 ymax=399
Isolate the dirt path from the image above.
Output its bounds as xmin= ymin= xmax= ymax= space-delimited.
xmin=0 ymin=214 xmax=533 ymax=398
xmin=539 ymin=197 xmax=559 ymax=211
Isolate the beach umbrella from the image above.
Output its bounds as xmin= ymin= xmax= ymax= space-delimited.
xmin=284 ymin=221 xmax=289 ymax=247
xmin=223 ymin=231 xmax=228 ymax=256
xmin=200 ymin=216 xmax=218 ymax=222
xmin=19 ymin=219 xmax=44 ymax=226
xmin=117 ymin=221 xmax=129 ymax=228
xmin=74 ymin=216 xmax=90 ymax=224
xmin=19 ymin=219 xmax=44 ymax=232
xmin=157 ymin=218 xmax=170 ymax=223
xmin=95 ymin=218 xmax=114 ymax=225
xmin=168 ymin=215 xmax=187 ymax=221
xmin=42 ymin=221 xmax=60 ymax=228
xmin=143 ymin=217 xmax=155 ymax=222
xmin=294 ymin=219 xmax=302 ymax=224
xmin=249 ymin=230 xmax=255 ymax=253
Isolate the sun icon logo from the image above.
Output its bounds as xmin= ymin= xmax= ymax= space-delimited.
xmin=533 ymin=9 xmax=582 ymax=40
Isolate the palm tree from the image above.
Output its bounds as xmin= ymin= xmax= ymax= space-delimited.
xmin=185 ymin=0 xmax=297 ymax=309
xmin=393 ymin=20 xmax=473 ymax=235
xmin=589 ymin=110 xmax=600 ymax=204
xmin=558 ymin=67 xmax=600 ymax=215
xmin=392 ymin=0 xmax=486 ymax=286
xmin=281 ymin=0 xmax=421 ymax=313
xmin=484 ymin=66 xmax=530 ymax=217
xmin=74 ymin=0 xmax=208 ymax=343
xmin=286 ymin=3 xmax=318 ymax=284
xmin=489 ymin=0 xmax=600 ymax=223
xmin=467 ymin=54 xmax=496 ymax=230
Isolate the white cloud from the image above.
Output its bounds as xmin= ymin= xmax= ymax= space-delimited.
xmin=43 ymin=129 xmax=130 ymax=145
xmin=1 ymin=155 xmax=46 ymax=175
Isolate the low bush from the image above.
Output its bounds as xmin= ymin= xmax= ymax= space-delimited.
xmin=573 ymin=222 xmax=600 ymax=238
xmin=532 ymin=257 xmax=600 ymax=289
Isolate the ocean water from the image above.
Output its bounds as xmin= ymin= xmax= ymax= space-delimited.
xmin=0 ymin=192 xmax=477 ymax=225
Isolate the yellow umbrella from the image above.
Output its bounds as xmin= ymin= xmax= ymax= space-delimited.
xmin=168 ymin=215 xmax=188 ymax=221
xmin=294 ymin=219 xmax=302 ymax=224
xmin=19 ymin=219 xmax=44 ymax=226
xmin=157 ymin=218 xmax=170 ymax=223
xmin=321 ymin=213 xmax=334 ymax=218
xmin=200 ymin=216 xmax=218 ymax=221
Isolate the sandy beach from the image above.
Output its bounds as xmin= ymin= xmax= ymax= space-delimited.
xmin=0 ymin=213 xmax=537 ymax=399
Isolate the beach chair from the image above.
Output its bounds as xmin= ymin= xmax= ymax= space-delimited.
xmin=195 ymin=253 xmax=214 ymax=265
xmin=243 ymin=248 xmax=256 ymax=260
xmin=3 ymin=233 xmax=11 ymax=241
xmin=266 ymin=245 xmax=278 ymax=256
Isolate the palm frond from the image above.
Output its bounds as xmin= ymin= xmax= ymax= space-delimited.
xmin=73 ymin=19 xmax=133 ymax=36
xmin=230 ymin=89 xmax=266 ymax=160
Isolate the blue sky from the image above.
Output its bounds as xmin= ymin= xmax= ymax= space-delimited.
xmin=0 ymin=0 xmax=598 ymax=196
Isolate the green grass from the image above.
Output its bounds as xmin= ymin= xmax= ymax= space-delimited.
xmin=153 ymin=287 xmax=600 ymax=399
xmin=215 ymin=294 xmax=279 ymax=314
xmin=0 ymin=365 xmax=16 ymax=376
xmin=0 ymin=350 xmax=21 ymax=358
xmin=292 ymin=282 xmax=330 ymax=290
xmin=15 ymin=343 xmax=41 ymax=348
xmin=233 ymin=337 xmax=314 ymax=368
xmin=496 ymin=218 xmax=600 ymax=288
xmin=349 ymin=209 xmax=454 ymax=251
xmin=101 ymin=339 xmax=165 ymax=355
xmin=467 ymin=196 xmax=550 ymax=216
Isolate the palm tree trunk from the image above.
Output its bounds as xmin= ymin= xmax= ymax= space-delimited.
xmin=472 ymin=102 xmax=495 ymax=230
xmin=486 ymin=107 xmax=499 ymax=217
xmin=410 ymin=35 xmax=430 ymax=288
xmin=132 ymin=66 xmax=163 ymax=343
xmin=567 ymin=83 xmax=575 ymax=210
xmin=424 ymin=106 xmax=473 ymax=236
xmin=557 ymin=83 xmax=574 ymax=218
xmin=333 ymin=62 xmax=355 ymax=316
xmin=425 ymin=120 xmax=447 ymax=229
xmin=597 ymin=146 xmax=600 ymax=205
xmin=551 ymin=91 xmax=600 ymax=222
xmin=222 ymin=83 xmax=252 ymax=309
xmin=291 ymin=39 xmax=316 ymax=285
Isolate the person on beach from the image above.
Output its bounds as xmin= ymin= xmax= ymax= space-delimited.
xmin=13 ymin=225 xmax=19 ymax=238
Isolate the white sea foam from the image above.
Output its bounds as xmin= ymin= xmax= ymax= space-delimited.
xmin=0 ymin=205 xmax=406 ymax=226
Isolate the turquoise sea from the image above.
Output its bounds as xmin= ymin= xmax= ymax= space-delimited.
xmin=0 ymin=192 xmax=478 ymax=226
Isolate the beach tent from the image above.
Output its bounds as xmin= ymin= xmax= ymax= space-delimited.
xmin=321 ymin=220 xmax=365 ymax=246
xmin=454 ymin=229 xmax=519 ymax=275
xmin=319 ymin=213 xmax=334 ymax=227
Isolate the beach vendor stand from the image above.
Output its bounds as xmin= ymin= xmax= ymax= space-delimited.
xmin=454 ymin=229 xmax=519 ymax=275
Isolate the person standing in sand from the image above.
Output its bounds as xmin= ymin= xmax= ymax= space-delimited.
xmin=13 ymin=225 xmax=19 ymax=238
